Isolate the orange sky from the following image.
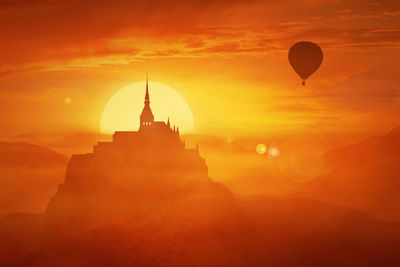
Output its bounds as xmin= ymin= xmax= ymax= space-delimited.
xmin=1 ymin=0 xmax=400 ymax=139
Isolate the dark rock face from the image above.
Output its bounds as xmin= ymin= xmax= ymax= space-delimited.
xmin=45 ymin=130 xmax=209 ymax=233
xmin=40 ymin=131 xmax=266 ymax=266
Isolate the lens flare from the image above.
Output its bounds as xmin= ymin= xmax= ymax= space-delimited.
xmin=256 ymin=143 xmax=267 ymax=155
xmin=64 ymin=97 xmax=72 ymax=104
xmin=268 ymin=145 xmax=280 ymax=158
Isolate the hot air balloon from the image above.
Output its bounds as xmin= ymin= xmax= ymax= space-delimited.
xmin=288 ymin=41 xmax=323 ymax=86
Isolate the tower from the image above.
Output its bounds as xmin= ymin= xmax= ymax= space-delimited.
xmin=140 ymin=74 xmax=154 ymax=129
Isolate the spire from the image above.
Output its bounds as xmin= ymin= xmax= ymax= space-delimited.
xmin=167 ymin=117 xmax=170 ymax=128
xmin=177 ymin=127 xmax=179 ymax=135
xmin=145 ymin=72 xmax=150 ymax=105
xmin=139 ymin=73 xmax=154 ymax=129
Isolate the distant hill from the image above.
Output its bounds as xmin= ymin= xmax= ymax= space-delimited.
xmin=47 ymin=132 xmax=111 ymax=156
xmin=0 ymin=142 xmax=68 ymax=216
xmin=301 ymin=127 xmax=400 ymax=221
xmin=6 ymin=132 xmax=112 ymax=157
xmin=0 ymin=142 xmax=67 ymax=168
xmin=7 ymin=134 xmax=44 ymax=146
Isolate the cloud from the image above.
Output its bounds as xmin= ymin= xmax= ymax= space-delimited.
xmin=328 ymin=64 xmax=400 ymax=108
xmin=0 ymin=0 xmax=399 ymax=124
xmin=0 ymin=0 xmax=399 ymax=72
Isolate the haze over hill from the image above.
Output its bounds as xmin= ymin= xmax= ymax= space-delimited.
xmin=3 ymin=194 xmax=400 ymax=266
xmin=0 ymin=142 xmax=68 ymax=216
xmin=2 ymin=82 xmax=400 ymax=265
xmin=1 ymin=128 xmax=400 ymax=265
xmin=300 ymin=127 xmax=400 ymax=221
xmin=1 ymin=0 xmax=400 ymax=264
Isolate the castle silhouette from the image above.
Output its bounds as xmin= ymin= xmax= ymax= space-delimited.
xmin=45 ymin=76 xmax=209 ymax=235
xmin=92 ymin=76 xmax=206 ymax=175
xmin=95 ymin=75 xmax=184 ymax=151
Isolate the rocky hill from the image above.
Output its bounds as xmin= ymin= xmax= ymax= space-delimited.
xmin=2 ymin=132 xmax=400 ymax=266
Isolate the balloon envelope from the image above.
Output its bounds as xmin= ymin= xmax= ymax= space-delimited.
xmin=289 ymin=41 xmax=323 ymax=84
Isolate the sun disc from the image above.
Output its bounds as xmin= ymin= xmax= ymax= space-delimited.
xmin=101 ymin=82 xmax=195 ymax=134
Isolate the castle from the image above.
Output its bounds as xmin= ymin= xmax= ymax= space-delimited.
xmin=89 ymin=75 xmax=208 ymax=178
xmin=45 ymin=76 xmax=209 ymax=233
xmin=30 ymin=78 xmax=261 ymax=266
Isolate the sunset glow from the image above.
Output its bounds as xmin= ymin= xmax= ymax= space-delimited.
xmin=1 ymin=0 xmax=399 ymax=138
xmin=101 ymin=81 xmax=194 ymax=134
xmin=1 ymin=1 xmax=400 ymax=266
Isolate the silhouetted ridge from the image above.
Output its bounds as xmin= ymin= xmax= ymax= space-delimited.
xmin=378 ymin=127 xmax=400 ymax=154
xmin=303 ymin=126 xmax=400 ymax=221
xmin=0 ymin=142 xmax=68 ymax=215
xmin=0 ymin=142 xmax=67 ymax=168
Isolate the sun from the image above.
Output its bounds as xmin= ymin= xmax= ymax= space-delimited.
xmin=101 ymin=81 xmax=195 ymax=134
